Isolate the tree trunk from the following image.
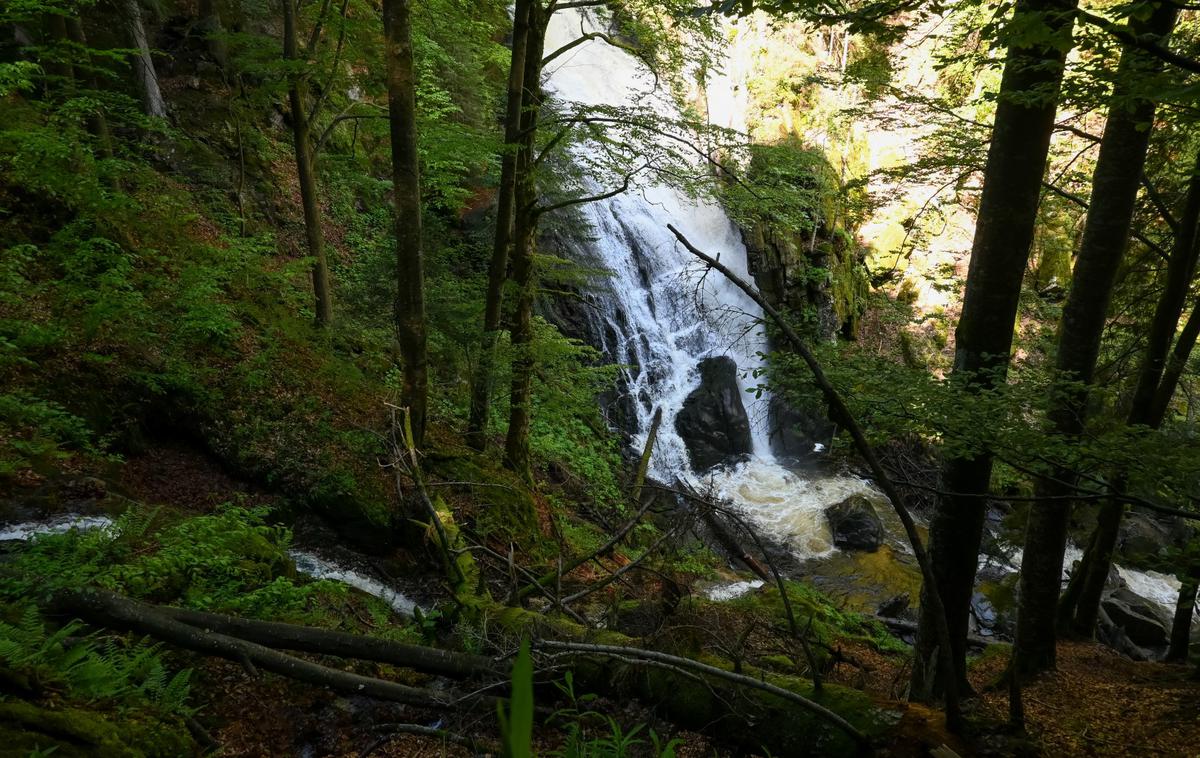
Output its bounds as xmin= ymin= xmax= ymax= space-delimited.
xmin=66 ymin=18 xmax=117 ymax=162
xmin=1167 ymin=567 xmax=1198 ymax=662
xmin=1014 ymin=4 xmax=1176 ymax=676
xmin=466 ymin=0 xmax=533 ymax=452
xmin=912 ymin=0 xmax=1077 ymax=700
xmin=1063 ymin=150 xmax=1200 ymax=637
xmin=503 ymin=2 xmax=546 ymax=478
xmin=282 ymin=0 xmax=334 ymax=327
xmin=196 ymin=0 xmax=229 ymax=69
xmin=120 ymin=0 xmax=167 ymax=118
xmin=383 ymin=0 xmax=428 ymax=448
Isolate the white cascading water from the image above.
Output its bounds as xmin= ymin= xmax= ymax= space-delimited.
xmin=542 ymin=9 xmax=876 ymax=558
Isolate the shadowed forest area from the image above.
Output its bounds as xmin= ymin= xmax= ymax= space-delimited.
xmin=1 ymin=0 xmax=1199 ymax=754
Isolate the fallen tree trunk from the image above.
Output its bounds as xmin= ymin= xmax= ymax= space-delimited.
xmin=155 ymin=604 xmax=500 ymax=678
xmin=52 ymin=588 xmax=491 ymax=709
xmin=536 ymin=639 xmax=869 ymax=747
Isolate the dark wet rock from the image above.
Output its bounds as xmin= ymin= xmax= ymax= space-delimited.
xmin=674 ymin=357 xmax=752 ymax=472
xmin=767 ymin=394 xmax=834 ymax=463
xmin=1117 ymin=510 xmax=1174 ymax=563
xmin=825 ymin=495 xmax=884 ymax=552
xmin=1100 ymin=586 xmax=1172 ymax=658
xmin=970 ymin=591 xmax=1013 ymax=637
xmin=877 ymin=593 xmax=911 ymax=618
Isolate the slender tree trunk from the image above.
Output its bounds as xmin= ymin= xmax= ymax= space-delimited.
xmin=911 ymin=0 xmax=1077 ymax=700
xmin=65 ymin=18 xmax=117 ymax=164
xmin=1167 ymin=566 xmax=1198 ymax=662
xmin=1014 ymin=4 xmax=1177 ymax=676
xmin=382 ymin=0 xmax=427 ymax=448
xmin=466 ymin=0 xmax=532 ymax=452
xmin=196 ymin=0 xmax=229 ymax=69
xmin=282 ymin=0 xmax=334 ymax=327
xmin=503 ymin=2 xmax=546 ymax=478
xmin=120 ymin=0 xmax=166 ymax=118
xmin=1063 ymin=151 xmax=1200 ymax=637
xmin=1150 ymin=296 xmax=1200 ymax=423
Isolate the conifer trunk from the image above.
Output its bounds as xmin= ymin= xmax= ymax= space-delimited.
xmin=503 ymin=2 xmax=546 ymax=478
xmin=1063 ymin=151 xmax=1200 ymax=637
xmin=466 ymin=0 xmax=532 ymax=452
xmin=911 ymin=0 xmax=1077 ymax=699
xmin=1167 ymin=568 xmax=1198 ymax=662
xmin=282 ymin=0 xmax=334 ymax=327
xmin=120 ymin=0 xmax=166 ymax=118
xmin=1014 ymin=4 xmax=1176 ymax=675
xmin=383 ymin=0 xmax=428 ymax=448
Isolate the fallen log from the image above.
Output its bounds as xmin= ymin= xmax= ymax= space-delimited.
xmin=53 ymin=588 xmax=494 ymax=709
xmin=535 ymin=639 xmax=869 ymax=747
xmin=155 ymin=605 xmax=501 ymax=678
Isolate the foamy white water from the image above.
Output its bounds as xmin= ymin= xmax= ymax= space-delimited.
xmin=0 ymin=515 xmax=114 ymax=541
xmin=288 ymin=550 xmax=420 ymax=616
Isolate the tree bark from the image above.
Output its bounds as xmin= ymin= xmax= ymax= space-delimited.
xmin=1063 ymin=149 xmax=1200 ymax=637
xmin=282 ymin=0 xmax=334 ymax=327
xmin=1167 ymin=566 xmax=1198 ymax=662
xmin=466 ymin=0 xmax=533 ymax=452
xmin=503 ymin=2 xmax=547 ymax=478
xmin=383 ymin=0 xmax=428 ymax=447
xmin=120 ymin=0 xmax=167 ymax=118
xmin=196 ymin=0 xmax=229 ymax=69
xmin=913 ymin=0 xmax=1077 ymax=699
xmin=1014 ymin=3 xmax=1176 ymax=676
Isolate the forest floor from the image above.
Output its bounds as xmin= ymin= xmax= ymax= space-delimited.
xmin=971 ymin=642 xmax=1200 ymax=757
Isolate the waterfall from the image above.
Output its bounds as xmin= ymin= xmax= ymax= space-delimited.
xmin=541 ymin=10 xmax=880 ymax=558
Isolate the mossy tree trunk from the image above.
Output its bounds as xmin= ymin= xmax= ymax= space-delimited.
xmin=1015 ymin=3 xmax=1177 ymax=676
xmin=503 ymin=1 xmax=546 ymax=478
xmin=282 ymin=0 xmax=334 ymax=327
xmin=466 ymin=0 xmax=533 ymax=452
xmin=383 ymin=0 xmax=428 ymax=447
xmin=912 ymin=0 xmax=1077 ymax=700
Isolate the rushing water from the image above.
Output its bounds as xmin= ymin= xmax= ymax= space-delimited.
xmin=542 ymin=9 xmax=878 ymax=560
xmin=539 ymin=8 xmax=1191 ymax=627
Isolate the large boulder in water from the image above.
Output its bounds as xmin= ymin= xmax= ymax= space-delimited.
xmin=767 ymin=394 xmax=834 ymax=463
xmin=825 ymin=495 xmax=884 ymax=552
xmin=674 ymin=357 xmax=752 ymax=472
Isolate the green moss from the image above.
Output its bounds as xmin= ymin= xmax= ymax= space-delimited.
xmin=0 ymin=700 xmax=193 ymax=758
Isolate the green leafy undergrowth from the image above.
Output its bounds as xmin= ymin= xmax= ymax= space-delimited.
xmin=0 ymin=605 xmax=195 ymax=757
xmin=0 ymin=505 xmax=350 ymax=621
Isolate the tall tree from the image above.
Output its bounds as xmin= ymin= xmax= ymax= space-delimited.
xmin=466 ymin=0 xmax=532 ymax=452
xmin=382 ymin=0 xmax=428 ymax=447
xmin=120 ymin=0 xmax=166 ymax=118
xmin=281 ymin=0 xmax=334 ymax=326
xmin=502 ymin=0 xmax=548 ymax=477
xmin=1060 ymin=156 xmax=1200 ymax=636
xmin=1013 ymin=2 xmax=1177 ymax=676
xmin=911 ymin=0 xmax=1078 ymax=699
